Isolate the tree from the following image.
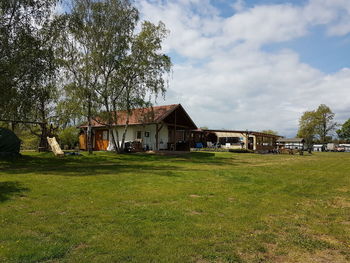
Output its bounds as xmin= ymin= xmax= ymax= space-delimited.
xmin=337 ymin=119 xmax=350 ymax=142
xmin=59 ymin=0 xmax=171 ymax=153
xmin=0 ymin=0 xmax=58 ymax=123
xmin=297 ymin=110 xmax=317 ymax=149
xmin=314 ymin=104 xmax=337 ymax=143
xmin=260 ymin=130 xmax=278 ymax=135
xmin=297 ymin=104 xmax=337 ymax=146
xmin=56 ymin=2 xmax=101 ymax=154
xmin=58 ymin=126 xmax=79 ymax=149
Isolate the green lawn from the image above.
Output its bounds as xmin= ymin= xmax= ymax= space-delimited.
xmin=0 ymin=151 xmax=349 ymax=263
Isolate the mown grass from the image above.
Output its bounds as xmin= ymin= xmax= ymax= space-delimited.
xmin=0 ymin=151 xmax=349 ymax=262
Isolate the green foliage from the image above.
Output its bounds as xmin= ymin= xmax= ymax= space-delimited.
xmin=297 ymin=104 xmax=337 ymax=144
xmin=337 ymin=118 xmax=350 ymax=142
xmin=58 ymin=127 xmax=79 ymax=149
xmin=57 ymin=0 xmax=171 ymax=153
xmin=314 ymin=104 xmax=337 ymax=143
xmin=18 ymin=130 xmax=40 ymax=150
xmin=297 ymin=110 xmax=317 ymax=147
xmin=0 ymin=0 xmax=58 ymax=121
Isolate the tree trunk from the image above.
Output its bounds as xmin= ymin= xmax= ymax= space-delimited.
xmin=87 ymin=96 xmax=93 ymax=154
xmin=110 ymin=127 xmax=119 ymax=153
xmin=120 ymin=114 xmax=130 ymax=153
xmin=38 ymin=123 xmax=49 ymax=152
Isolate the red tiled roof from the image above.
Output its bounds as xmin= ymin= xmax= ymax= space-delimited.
xmin=80 ymin=104 xmax=180 ymax=127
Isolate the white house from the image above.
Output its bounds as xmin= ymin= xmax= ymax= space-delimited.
xmin=79 ymin=104 xmax=197 ymax=151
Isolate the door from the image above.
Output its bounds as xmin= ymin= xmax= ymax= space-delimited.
xmin=95 ymin=130 xmax=109 ymax=151
xmin=248 ymin=137 xmax=254 ymax=150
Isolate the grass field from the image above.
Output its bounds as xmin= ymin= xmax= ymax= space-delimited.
xmin=0 ymin=151 xmax=349 ymax=262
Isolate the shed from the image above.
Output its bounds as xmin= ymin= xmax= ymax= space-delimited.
xmin=276 ymin=138 xmax=305 ymax=150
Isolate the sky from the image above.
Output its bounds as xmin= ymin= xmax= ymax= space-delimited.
xmin=134 ymin=0 xmax=350 ymax=137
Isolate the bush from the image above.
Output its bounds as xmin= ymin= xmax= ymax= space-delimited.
xmin=58 ymin=127 xmax=79 ymax=149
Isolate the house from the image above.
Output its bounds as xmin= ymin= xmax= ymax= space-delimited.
xmin=276 ymin=138 xmax=305 ymax=150
xmin=192 ymin=129 xmax=281 ymax=151
xmin=79 ymin=104 xmax=197 ymax=151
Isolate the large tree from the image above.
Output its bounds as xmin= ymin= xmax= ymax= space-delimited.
xmin=58 ymin=0 xmax=171 ymax=153
xmin=337 ymin=118 xmax=350 ymax=142
xmin=314 ymin=104 xmax=337 ymax=143
xmin=297 ymin=104 xmax=337 ymax=145
xmin=297 ymin=110 xmax=317 ymax=148
xmin=56 ymin=1 xmax=101 ymax=154
xmin=0 ymin=0 xmax=58 ymax=122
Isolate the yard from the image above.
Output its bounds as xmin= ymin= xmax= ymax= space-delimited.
xmin=0 ymin=151 xmax=349 ymax=262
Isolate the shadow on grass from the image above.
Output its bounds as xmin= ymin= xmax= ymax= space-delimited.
xmin=0 ymin=153 xmax=184 ymax=177
xmin=0 ymin=151 xmax=245 ymax=177
xmin=0 ymin=181 xmax=29 ymax=202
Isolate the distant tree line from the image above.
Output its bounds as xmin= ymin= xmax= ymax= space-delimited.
xmin=0 ymin=0 xmax=171 ymax=153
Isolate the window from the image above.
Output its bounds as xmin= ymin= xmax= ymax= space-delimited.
xmin=144 ymin=131 xmax=150 ymax=137
xmin=136 ymin=131 xmax=142 ymax=139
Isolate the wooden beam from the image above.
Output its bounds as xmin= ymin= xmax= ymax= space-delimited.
xmin=174 ymin=110 xmax=177 ymax=151
xmin=0 ymin=119 xmax=45 ymax=125
xmin=155 ymin=123 xmax=159 ymax=151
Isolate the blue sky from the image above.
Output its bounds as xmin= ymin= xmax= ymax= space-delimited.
xmin=58 ymin=0 xmax=350 ymax=137
xmin=137 ymin=0 xmax=350 ymax=137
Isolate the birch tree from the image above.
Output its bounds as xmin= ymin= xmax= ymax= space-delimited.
xmin=60 ymin=0 xmax=171 ymax=153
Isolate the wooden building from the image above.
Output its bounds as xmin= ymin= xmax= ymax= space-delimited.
xmin=193 ymin=129 xmax=281 ymax=151
xmin=79 ymin=104 xmax=197 ymax=151
xmin=276 ymin=138 xmax=305 ymax=150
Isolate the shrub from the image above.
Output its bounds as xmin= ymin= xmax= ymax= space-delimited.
xmin=58 ymin=127 xmax=79 ymax=149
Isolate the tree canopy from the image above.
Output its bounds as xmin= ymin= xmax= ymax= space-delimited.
xmin=337 ymin=119 xmax=350 ymax=142
xmin=297 ymin=104 xmax=337 ymax=144
xmin=57 ymin=0 xmax=171 ymax=153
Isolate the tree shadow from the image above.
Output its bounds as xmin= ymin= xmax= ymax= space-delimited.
xmin=0 ymin=154 xmax=183 ymax=177
xmin=0 ymin=151 xmax=247 ymax=177
xmin=0 ymin=181 xmax=29 ymax=202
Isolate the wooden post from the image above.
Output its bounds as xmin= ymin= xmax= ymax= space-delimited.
xmin=174 ymin=110 xmax=177 ymax=151
xmin=155 ymin=123 xmax=159 ymax=151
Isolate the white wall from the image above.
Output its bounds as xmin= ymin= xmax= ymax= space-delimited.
xmin=107 ymin=123 xmax=169 ymax=151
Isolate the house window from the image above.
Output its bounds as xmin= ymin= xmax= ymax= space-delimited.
xmin=136 ymin=131 xmax=142 ymax=139
xmin=144 ymin=131 xmax=150 ymax=137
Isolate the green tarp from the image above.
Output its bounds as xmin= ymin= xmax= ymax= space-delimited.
xmin=0 ymin=128 xmax=21 ymax=154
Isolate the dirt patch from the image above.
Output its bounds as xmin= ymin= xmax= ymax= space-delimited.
xmin=228 ymin=197 xmax=235 ymax=202
xmin=190 ymin=194 xmax=201 ymax=198
xmin=329 ymin=197 xmax=350 ymax=208
xmin=188 ymin=210 xmax=202 ymax=215
xmin=336 ymin=187 xmax=349 ymax=193
xmin=273 ymin=249 xmax=349 ymax=263
xmin=72 ymin=243 xmax=89 ymax=251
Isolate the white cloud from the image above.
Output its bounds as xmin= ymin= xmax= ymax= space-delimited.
xmin=137 ymin=0 xmax=350 ymax=137
xmin=232 ymin=0 xmax=246 ymax=12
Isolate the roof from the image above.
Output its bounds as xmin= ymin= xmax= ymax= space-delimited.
xmin=80 ymin=104 xmax=197 ymax=128
xmin=203 ymin=129 xmax=281 ymax=138
xmin=276 ymin=138 xmax=305 ymax=143
xmin=213 ymin=131 xmax=244 ymax=138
